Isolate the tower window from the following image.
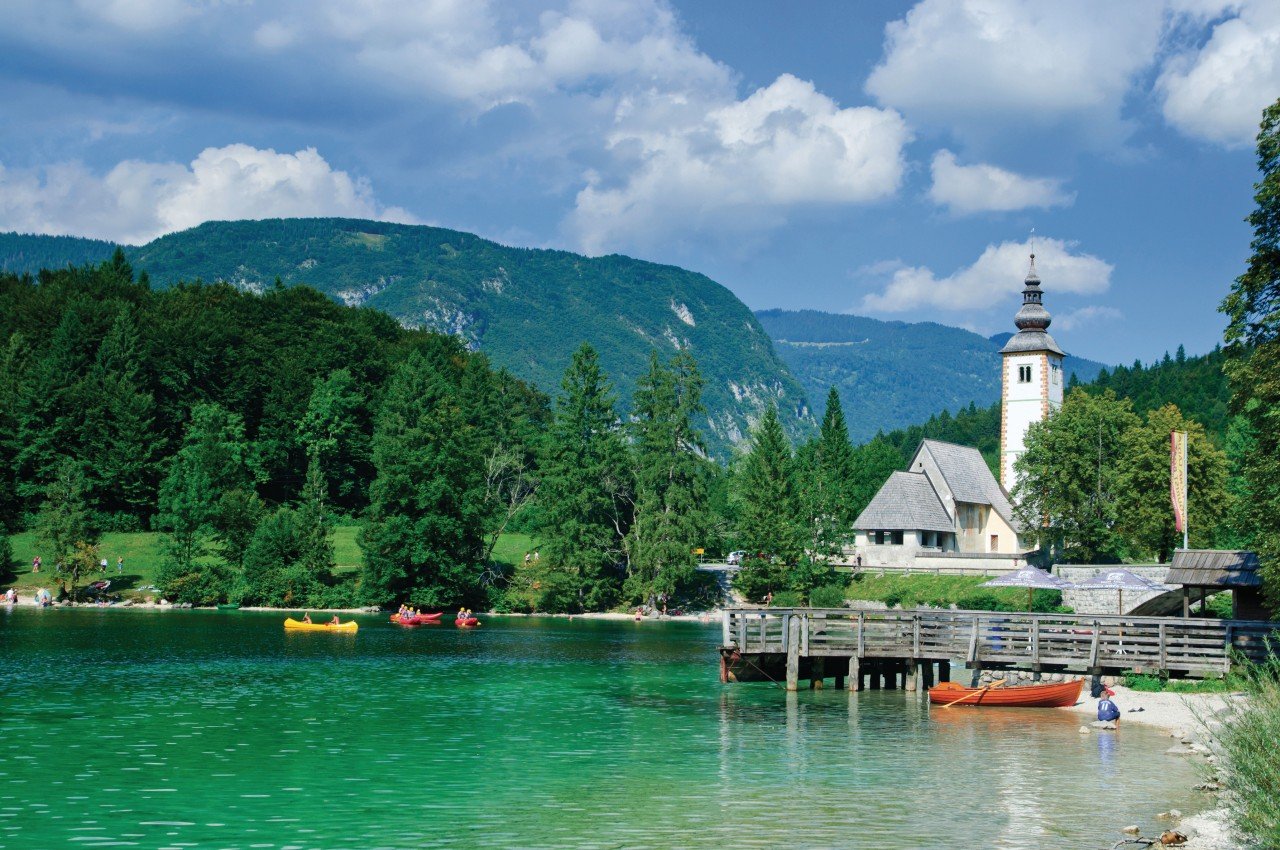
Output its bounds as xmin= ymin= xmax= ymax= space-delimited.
xmin=1017 ymin=365 xmax=1032 ymax=383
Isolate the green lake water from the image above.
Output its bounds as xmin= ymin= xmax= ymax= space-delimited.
xmin=0 ymin=608 xmax=1208 ymax=849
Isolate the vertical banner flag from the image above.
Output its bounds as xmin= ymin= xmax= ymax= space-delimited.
xmin=1170 ymin=430 xmax=1188 ymax=534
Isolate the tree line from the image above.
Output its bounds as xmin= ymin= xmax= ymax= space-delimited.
xmin=0 ymin=257 xmax=866 ymax=610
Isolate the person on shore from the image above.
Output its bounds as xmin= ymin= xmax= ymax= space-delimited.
xmin=117 ymin=557 xmax=123 ymax=574
xmin=100 ymin=557 xmax=108 ymax=573
xmin=32 ymin=556 xmax=40 ymax=573
xmin=302 ymin=612 xmax=312 ymax=624
xmin=1097 ymin=688 xmax=1121 ymax=725
xmin=4 ymin=587 xmax=16 ymax=604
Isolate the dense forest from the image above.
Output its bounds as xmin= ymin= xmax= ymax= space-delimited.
xmin=0 ymin=219 xmax=813 ymax=458
xmin=0 ymin=254 xmax=850 ymax=612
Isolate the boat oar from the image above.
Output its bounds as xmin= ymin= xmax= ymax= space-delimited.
xmin=941 ymin=678 xmax=1006 ymax=709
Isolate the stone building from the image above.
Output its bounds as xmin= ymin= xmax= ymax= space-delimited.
xmin=852 ymin=439 xmax=1027 ymax=572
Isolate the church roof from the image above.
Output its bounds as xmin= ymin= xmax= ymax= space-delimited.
xmin=916 ymin=439 xmax=1021 ymax=531
xmin=1000 ymin=253 xmax=1065 ymax=356
xmin=853 ymin=471 xmax=954 ymax=532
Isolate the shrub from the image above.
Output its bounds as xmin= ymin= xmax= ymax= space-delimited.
xmin=881 ymin=589 xmax=905 ymax=609
xmin=955 ymin=591 xmax=1009 ymax=612
xmin=808 ymin=584 xmax=847 ymax=608
xmin=534 ymin=570 xmax=581 ymax=614
xmin=1212 ymin=654 xmax=1280 ymax=845
xmin=770 ymin=590 xmax=803 ymax=607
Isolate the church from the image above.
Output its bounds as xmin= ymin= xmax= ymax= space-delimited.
xmin=851 ymin=255 xmax=1063 ymax=573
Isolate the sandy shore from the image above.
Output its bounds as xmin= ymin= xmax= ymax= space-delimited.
xmin=1064 ymin=684 xmax=1243 ymax=849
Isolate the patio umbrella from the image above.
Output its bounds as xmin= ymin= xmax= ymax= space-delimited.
xmin=1071 ymin=568 xmax=1167 ymax=616
xmin=980 ymin=566 xmax=1075 ymax=611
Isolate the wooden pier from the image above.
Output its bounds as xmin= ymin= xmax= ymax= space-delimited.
xmin=719 ymin=607 xmax=1280 ymax=691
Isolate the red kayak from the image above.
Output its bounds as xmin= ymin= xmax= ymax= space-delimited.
xmin=391 ymin=612 xmax=443 ymax=626
xmin=455 ymin=617 xmax=480 ymax=628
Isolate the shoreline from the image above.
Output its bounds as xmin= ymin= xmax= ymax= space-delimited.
xmin=1063 ymin=684 xmax=1241 ymax=849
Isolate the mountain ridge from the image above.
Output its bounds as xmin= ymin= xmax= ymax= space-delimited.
xmin=755 ymin=309 xmax=1108 ymax=443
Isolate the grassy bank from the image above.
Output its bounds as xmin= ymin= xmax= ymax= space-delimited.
xmin=840 ymin=572 xmax=1064 ymax=612
xmin=2 ymin=527 xmax=535 ymax=595
xmin=1214 ymin=656 xmax=1280 ymax=846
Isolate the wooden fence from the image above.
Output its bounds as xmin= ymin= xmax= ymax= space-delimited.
xmin=722 ymin=607 xmax=1280 ymax=679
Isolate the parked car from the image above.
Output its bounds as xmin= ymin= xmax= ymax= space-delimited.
xmin=727 ymin=551 xmax=746 ymax=566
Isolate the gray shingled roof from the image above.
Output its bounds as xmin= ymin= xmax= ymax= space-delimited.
xmin=1000 ymin=329 xmax=1065 ymax=356
xmin=853 ymin=471 xmax=953 ymax=532
xmin=917 ymin=439 xmax=1020 ymax=531
xmin=1166 ymin=550 xmax=1261 ymax=588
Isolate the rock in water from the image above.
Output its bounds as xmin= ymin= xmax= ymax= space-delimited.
xmin=1159 ymin=829 xmax=1188 ymax=845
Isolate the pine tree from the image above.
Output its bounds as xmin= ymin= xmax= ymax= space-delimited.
xmin=14 ymin=310 xmax=93 ymax=510
xmin=1221 ymin=97 xmax=1280 ymax=611
xmin=359 ymin=347 xmax=487 ymax=607
xmin=299 ymin=368 xmax=369 ymax=512
xmin=33 ymin=460 xmax=97 ymax=585
xmin=626 ymin=351 xmax=709 ymax=605
xmin=81 ymin=306 xmax=161 ymax=526
xmin=799 ymin=387 xmax=857 ymax=560
xmin=536 ymin=343 xmax=632 ymax=611
xmin=296 ymin=451 xmax=335 ymax=579
xmin=733 ymin=406 xmax=803 ymax=601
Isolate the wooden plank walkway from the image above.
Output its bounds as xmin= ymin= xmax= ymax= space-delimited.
xmin=719 ymin=607 xmax=1280 ymax=691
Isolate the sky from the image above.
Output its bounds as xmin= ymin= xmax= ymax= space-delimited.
xmin=1 ymin=0 xmax=1277 ymax=366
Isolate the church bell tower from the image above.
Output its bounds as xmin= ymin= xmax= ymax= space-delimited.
xmin=1000 ymin=254 xmax=1064 ymax=492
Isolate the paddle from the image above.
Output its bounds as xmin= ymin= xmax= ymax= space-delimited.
xmin=941 ymin=678 xmax=1006 ymax=709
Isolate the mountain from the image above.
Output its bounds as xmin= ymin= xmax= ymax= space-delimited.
xmin=755 ymin=309 xmax=1108 ymax=443
xmin=0 ymin=221 xmax=811 ymax=457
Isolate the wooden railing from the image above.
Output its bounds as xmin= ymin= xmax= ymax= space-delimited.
xmin=722 ymin=608 xmax=1280 ymax=678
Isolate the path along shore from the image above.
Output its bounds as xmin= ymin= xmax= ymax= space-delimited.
xmin=1063 ymin=684 xmax=1243 ymax=849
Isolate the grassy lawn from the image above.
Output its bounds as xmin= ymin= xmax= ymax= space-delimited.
xmin=842 ymin=572 xmax=1059 ymax=611
xmin=3 ymin=527 xmax=536 ymax=593
xmin=491 ymin=532 xmax=537 ymax=569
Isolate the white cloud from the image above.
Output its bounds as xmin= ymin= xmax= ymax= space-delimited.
xmin=1052 ymin=305 xmax=1123 ymax=332
xmin=1158 ymin=0 xmax=1280 ymax=147
xmin=860 ymin=237 xmax=1113 ymax=314
xmin=569 ymin=74 xmax=911 ymax=254
xmin=865 ymin=0 xmax=1168 ymax=145
xmin=0 ymin=144 xmax=415 ymax=244
xmin=928 ymin=150 xmax=1074 ymax=214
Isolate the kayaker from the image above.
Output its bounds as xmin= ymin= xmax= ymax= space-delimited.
xmin=457 ymin=607 xmax=467 ymax=621
xmin=1097 ymin=688 xmax=1121 ymax=725
xmin=302 ymin=612 xmax=312 ymax=624
xmin=329 ymin=615 xmax=340 ymax=626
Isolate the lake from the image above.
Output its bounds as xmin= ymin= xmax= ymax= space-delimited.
xmin=0 ymin=608 xmax=1207 ymax=849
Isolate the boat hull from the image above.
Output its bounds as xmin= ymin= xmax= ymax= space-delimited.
xmin=284 ymin=618 xmax=358 ymax=633
xmin=928 ymin=679 xmax=1083 ymax=708
xmin=391 ymin=613 xmax=443 ymax=626
xmin=455 ymin=618 xmax=480 ymax=628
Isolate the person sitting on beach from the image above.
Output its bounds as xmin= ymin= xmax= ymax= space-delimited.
xmin=302 ymin=612 xmax=312 ymax=624
xmin=1097 ymin=689 xmax=1121 ymax=724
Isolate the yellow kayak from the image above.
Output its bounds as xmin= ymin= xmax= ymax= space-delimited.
xmin=283 ymin=618 xmax=358 ymax=633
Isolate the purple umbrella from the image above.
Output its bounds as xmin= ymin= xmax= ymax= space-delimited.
xmin=981 ymin=567 xmax=1074 ymax=611
xmin=1071 ymin=568 xmax=1167 ymax=616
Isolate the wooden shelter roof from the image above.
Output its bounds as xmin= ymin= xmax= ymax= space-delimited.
xmin=1165 ymin=549 xmax=1262 ymax=588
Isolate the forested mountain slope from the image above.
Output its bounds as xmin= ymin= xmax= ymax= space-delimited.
xmin=755 ymin=309 xmax=1108 ymax=443
xmin=0 ymin=222 xmax=812 ymax=457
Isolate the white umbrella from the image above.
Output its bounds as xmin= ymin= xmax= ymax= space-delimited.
xmin=981 ymin=566 xmax=1074 ymax=611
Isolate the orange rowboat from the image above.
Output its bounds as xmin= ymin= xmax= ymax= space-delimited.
xmin=928 ymin=679 xmax=1083 ymax=708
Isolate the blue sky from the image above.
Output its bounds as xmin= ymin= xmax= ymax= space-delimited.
xmin=1 ymin=1 xmax=1277 ymax=366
